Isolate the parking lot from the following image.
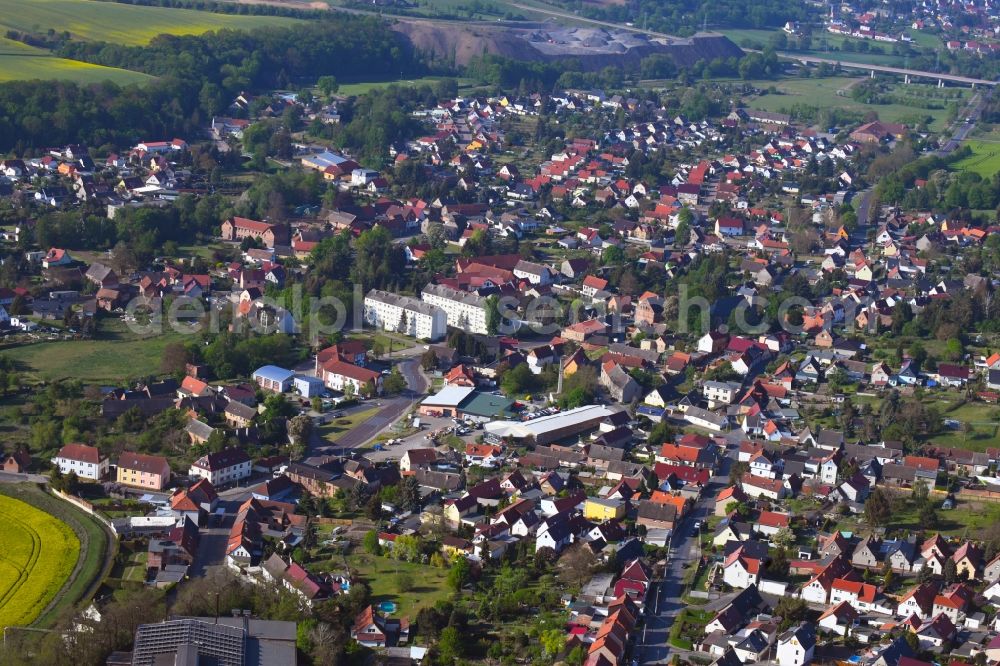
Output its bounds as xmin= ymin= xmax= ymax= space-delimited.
xmin=363 ymin=412 xmax=482 ymax=463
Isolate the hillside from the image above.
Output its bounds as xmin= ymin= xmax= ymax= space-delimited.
xmin=391 ymin=20 xmax=743 ymax=68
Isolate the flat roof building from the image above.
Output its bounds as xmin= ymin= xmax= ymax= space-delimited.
xmin=130 ymin=616 xmax=297 ymax=666
xmin=485 ymin=405 xmax=620 ymax=445
xmin=418 ymin=386 xmax=516 ymax=420
xmin=419 ymin=386 xmax=476 ymax=417
xmin=459 ymin=392 xmax=516 ymax=420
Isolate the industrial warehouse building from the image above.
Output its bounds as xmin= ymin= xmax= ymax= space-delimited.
xmin=484 ymin=404 xmax=621 ymax=445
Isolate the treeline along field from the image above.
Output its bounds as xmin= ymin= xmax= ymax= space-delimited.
xmin=0 ymin=17 xmax=429 ymax=152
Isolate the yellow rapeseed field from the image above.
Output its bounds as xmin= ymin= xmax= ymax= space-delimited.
xmin=0 ymin=495 xmax=80 ymax=628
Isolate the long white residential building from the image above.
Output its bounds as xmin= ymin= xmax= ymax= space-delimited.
xmin=364 ymin=289 xmax=447 ymax=341
xmin=421 ymin=282 xmax=489 ymax=335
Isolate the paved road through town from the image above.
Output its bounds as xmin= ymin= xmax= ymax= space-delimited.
xmin=636 ymin=455 xmax=731 ymax=664
xmin=304 ymin=356 xmax=428 ymax=464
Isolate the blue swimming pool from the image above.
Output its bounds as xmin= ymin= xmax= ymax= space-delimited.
xmin=379 ymin=601 xmax=397 ymax=614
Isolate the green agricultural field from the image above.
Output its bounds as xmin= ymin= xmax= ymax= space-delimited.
xmin=0 ymin=494 xmax=80 ymax=628
xmin=0 ymin=38 xmax=152 ymax=85
xmin=743 ymin=75 xmax=961 ymax=131
xmin=720 ymin=28 xmax=907 ymax=66
xmin=951 ymin=140 xmax=1000 ymax=178
xmin=3 ymin=319 xmax=186 ymax=384
xmin=0 ymin=0 xmax=300 ymax=46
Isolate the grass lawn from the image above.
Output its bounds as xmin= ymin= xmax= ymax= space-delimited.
xmin=932 ymin=400 xmax=1000 ymax=451
xmin=835 ymin=494 xmax=1000 ymax=538
xmin=336 ymin=76 xmax=477 ymax=97
xmin=891 ymin=497 xmax=1000 ymax=537
xmin=669 ymin=607 xmax=713 ymax=650
xmin=440 ymin=434 xmax=465 ymax=451
xmin=318 ymin=407 xmax=381 ymax=443
xmin=4 ymin=318 xmax=186 ymax=384
xmin=0 ymin=0 xmax=300 ymax=45
xmin=951 ymin=140 xmax=1000 ymax=178
xmin=177 ymin=243 xmax=228 ymax=261
xmin=121 ymin=551 xmax=148 ymax=583
xmin=345 ymin=552 xmax=451 ymax=616
xmin=0 ymin=37 xmax=153 ymax=85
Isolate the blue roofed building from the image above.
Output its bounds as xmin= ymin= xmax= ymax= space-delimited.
xmin=252 ymin=365 xmax=295 ymax=393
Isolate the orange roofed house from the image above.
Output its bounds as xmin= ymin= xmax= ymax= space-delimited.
xmin=220 ymin=216 xmax=289 ymax=249
xmin=351 ymin=605 xmax=410 ymax=648
xmin=562 ymin=318 xmax=608 ymax=343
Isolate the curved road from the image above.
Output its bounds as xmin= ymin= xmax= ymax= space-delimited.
xmin=304 ymin=357 xmax=428 ymax=463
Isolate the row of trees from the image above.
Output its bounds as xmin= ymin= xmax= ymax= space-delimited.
xmin=0 ymin=17 xmax=429 ymax=153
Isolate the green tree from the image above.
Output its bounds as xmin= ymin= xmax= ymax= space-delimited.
xmin=602 ymin=245 xmax=625 ymax=265
xmin=383 ymin=369 xmax=407 ymax=394
xmin=446 ymin=557 xmax=471 ymax=593
xmin=363 ymin=530 xmax=381 ymax=555
xmin=396 ymin=572 xmax=414 ymax=593
xmin=863 ymin=487 xmax=893 ymax=529
xmin=920 ymin=502 xmax=939 ymax=530
xmin=485 ymin=294 xmax=501 ymax=336
xmin=774 ymin=596 xmax=807 ymax=631
xmin=64 ymin=471 xmax=79 ymax=495
xmin=421 ymin=349 xmax=439 ymax=371
xmin=944 ymin=557 xmax=958 ymax=583
xmin=541 ymin=628 xmax=565 ymax=656
xmin=501 ymin=363 xmax=536 ymax=396
xmin=317 ymin=75 xmax=339 ymax=98
xmin=437 ymin=626 xmax=464 ymax=662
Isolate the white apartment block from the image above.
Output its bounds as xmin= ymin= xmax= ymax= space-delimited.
xmin=421 ymin=283 xmax=489 ymax=335
xmin=364 ymin=289 xmax=447 ymax=341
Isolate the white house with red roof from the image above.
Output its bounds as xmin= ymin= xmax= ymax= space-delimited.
xmin=318 ymin=358 xmax=383 ymax=396
xmin=52 ymin=443 xmax=108 ymax=480
xmin=189 ymin=447 xmax=251 ymax=486
xmin=723 ymin=543 xmax=764 ymax=589
xmin=754 ymin=510 xmax=790 ymax=537
xmin=897 ymin=581 xmax=939 ymax=620
xmin=581 ymin=274 xmax=609 ymax=298
xmin=740 ymin=473 xmax=786 ymax=500
xmin=829 ymin=577 xmax=880 ymax=613
xmin=818 ymin=600 xmax=859 ymax=636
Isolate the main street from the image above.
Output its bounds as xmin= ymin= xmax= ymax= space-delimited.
xmin=635 ymin=454 xmax=731 ymax=664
